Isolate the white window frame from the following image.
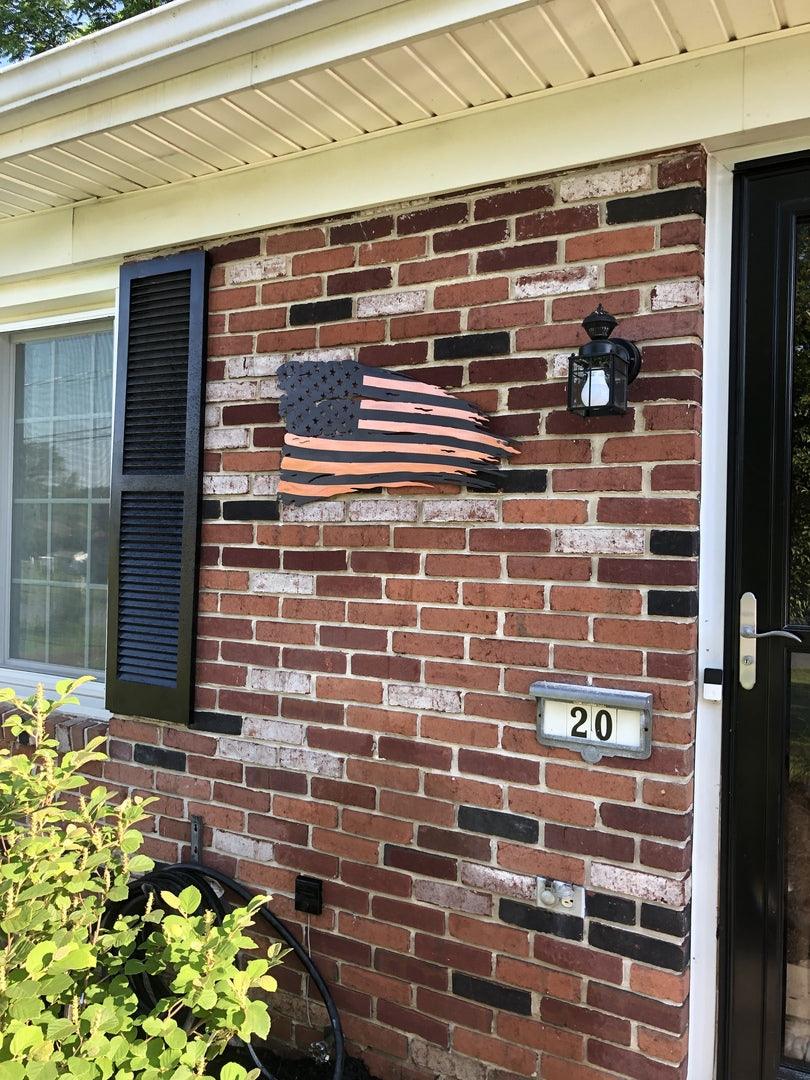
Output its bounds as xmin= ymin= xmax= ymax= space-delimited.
xmin=0 ymin=308 xmax=116 ymax=720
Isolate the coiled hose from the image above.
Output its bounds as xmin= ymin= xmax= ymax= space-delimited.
xmin=109 ymin=861 xmax=345 ymax=1080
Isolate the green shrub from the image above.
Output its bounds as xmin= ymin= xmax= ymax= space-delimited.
xmin=0 ymin=677 xmax=283 ymax=1080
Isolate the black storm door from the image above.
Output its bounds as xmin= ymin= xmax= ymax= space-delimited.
xmin=725 ymin=154 xmax=810 ymax=1079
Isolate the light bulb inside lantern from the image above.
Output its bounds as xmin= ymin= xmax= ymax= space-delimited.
xmin=581 ymin=366 xmax=610 ymax=408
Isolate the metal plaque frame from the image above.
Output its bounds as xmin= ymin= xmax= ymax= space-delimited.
xmin=529 ymin=680 xmax=653 ymax=763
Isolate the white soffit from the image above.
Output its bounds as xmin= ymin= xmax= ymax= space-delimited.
xmin=0 ymin=0 xmax=809 ymax=222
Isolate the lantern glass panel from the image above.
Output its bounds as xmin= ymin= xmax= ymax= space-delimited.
xmin=568 ymin=352 xmax=630 ymax=416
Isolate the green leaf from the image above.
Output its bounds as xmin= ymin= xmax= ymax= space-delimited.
xmin=0 ymin=1064 xmax=25 ymax=1080
xmin=177 ymin=885 xmax=201 ymax=916
xmin=220 ymin=1066 xmax=249 ymax=1080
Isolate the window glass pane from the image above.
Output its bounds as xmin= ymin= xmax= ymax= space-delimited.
xmin=9 ymin=329 xmax=113 ymax=672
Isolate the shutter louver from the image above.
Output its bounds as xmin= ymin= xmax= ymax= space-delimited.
xmin=106 ymin=252 xmax=207 ymax=723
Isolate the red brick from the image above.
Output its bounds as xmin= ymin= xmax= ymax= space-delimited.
xmin=602 ymin=433 xmax=699 ymax=463
xmin=453 ymin=1029 xmax=537 ymax=1075
xmin=476 ymin=240 xmax=557 ymax=273
xmin=566 ymin=226 xmax=654 ymax=261
xmin=292 ymin=246 xmax=355 ymax=274
xmin=261 ymin=276 xmax=322 ymax=303
xmin=319 ymin=320 xmax=385 ymax=346
xmin=555 ymin=644 xmax=643 ymax=676
xmin=209 ymin=237 xmax=261 ymax=263
xmin=658 ymin=152 xmax=706 ymax=188
xmin=546 ymin=764 xmax=636 ymax=802
xmin=433 ymin=220 xmax=509 ymax=253
xmin=605 ymin=251 xmax=702 ymax=286
xmin=380 ymin=791 xmax=455 ymax=826
xmin=417 ymin=987 xmax=492 ymax=1032
xmin=588 ymin=1040 xmax=683 ymax=1080
xmin=390 ymin=311 xmax=460 ymax=338
xmin=554 ymin=466 xmax=641 ymax=492
xmin=256 ymin=327 xmax=316 ymax=351
xmin=553 ymin=288 xmax=640 ymax=322
xmin=597 ymin=498 xmax=699 ymax=526
xmin=377 ymin=1000 xmax=448 ymax=1046
xmin=359 ymin=235 xmax=428 ymax=265
xmin=534 ymin=937 xmax=623 ymax=984
xmin=598 ymin=558 xmax=697 ymax=586
xmin=507 ymin=556 xmax=591 ymax=582
xmin=208 ymin=285 xmax=258 ymax=312
xmin=458 ymin=749 xmax=540 ymax=785
xmin=393 ymin=631 xmax=464 ymax=659
xmin=652 ymin=464 xmax=701 ymax=491
xmin=265 ymin=226 xmax=326 ymax=254
xmin=497 ymin=1012 xmax=584 ymax=1058
xmin=399 ymin=254 xmax=470 ymax=284
xmin=435 ymin=277 xmax=509 ymax=308
xmin=516 ymin=205 xmax=599 ymax=240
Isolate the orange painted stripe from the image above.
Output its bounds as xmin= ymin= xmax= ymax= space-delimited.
xmin=358 ymin=418 xmax=517 ymax=453
xmin=363 ymin=375 xmax=454 ymax=399
xmin=284 ymin=433 xmax=495 ymax=462
xmin=361 ymin=398 xmax=484 ymax=423
xmin=283 ymin=457 xmax=474 ymax=476
xmin=279 ymin=479 xmax=435 ymax=497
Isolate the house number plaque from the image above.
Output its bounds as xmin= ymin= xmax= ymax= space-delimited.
xmin=530 ymin=681 xmax=652 ymax=764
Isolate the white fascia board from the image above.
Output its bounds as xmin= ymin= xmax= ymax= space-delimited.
xmin=0 ymin=0 xmax=537 ymax=143
xmin=2 ymin=27 xmax=810 ymax=287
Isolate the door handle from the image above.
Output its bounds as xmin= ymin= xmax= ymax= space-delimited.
xmin=739 ymin=591 xmax=802 ymax=690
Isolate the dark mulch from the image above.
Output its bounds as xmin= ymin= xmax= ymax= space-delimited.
xmin=216 ymin=1043 xmax=381 ymax=1080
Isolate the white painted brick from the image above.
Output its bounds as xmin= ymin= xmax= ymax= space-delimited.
xmin=289 ymin=348 xmax=355 ymax=364
xmin=515 ymin=265 xmax=599 ymax=298
xmin=387 ymin=684 xmax=461 ymax=714
xmin=550 ymin=353 xmax=572 ymax=379
xmin=217 ymin=738 xmax=278 ymax=766
xmin=283 ymin=501 xmax=346 ymax=522
xmin=411 ymin=1040 xmax=487 ymax=1080
xmin=555 ymin=527 xmax=645 ymax=555
xmin=413 ymin=880 xmax=491 ymax=915
xmin=202 ymin=474 xmax=249 ymax=495
xmin=560 ymin=165 xmax=651 ymax=203
xmin=651 ymin=280 xmax=704 ymax=310
xmin=258 ymin=378 xmax=281 ymax=399
xmin=225 ymin=257 xmax=288 ymax=284
xmin=242 ymin=717 xmax=305 ymax=744
xmin=357 ymin=290 xmax=427 ymax=317
xmin=423 ymin=498 xmax=498 ymax=524
xmin=248 ymin=668 xmax=313 ymax=695
xmin=205 ymin=404 xmax=221 ymax=428
xmin=279 ymin=748 xmax=343 ymax=777
xmin=213 ymin=829 xmax=275 ymax=862
xmin=460 ymin=863 xmax=538 ymax=901
xmin=590 ymin=863 xmax=691 ymax=906
xmin=249 ymin=571 xmax=314 ymax=595
xmin=226 ymin=353 xmax=286 ymax=379
xmin=204 ymin=427 xmax=249 ymax=450
xmin=252 ymin=474 xmax=279 ymax=496
xmin=207 ymin=379 xmax=257 ymax=402
xmin=348 ymin=499 xmax=418 ymax=522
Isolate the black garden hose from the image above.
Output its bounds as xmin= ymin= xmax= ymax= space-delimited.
xmin=108 ymin=861 xmax=345 ymax=1080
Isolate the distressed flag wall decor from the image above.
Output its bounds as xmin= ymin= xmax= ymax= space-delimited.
xmin=277 ymin=360 xmax=517 ymax=504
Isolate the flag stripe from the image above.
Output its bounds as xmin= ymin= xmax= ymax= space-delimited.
xmin=358 ymin=417 xmax=517 ymax=451
xmin=284 ymin=431 xmax=501 ymax=457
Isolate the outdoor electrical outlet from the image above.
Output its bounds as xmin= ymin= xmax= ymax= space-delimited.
xmin=537 ymin=879 xmax=585 ymax=917
xmin=295 ymin=874 xmax=323 ymax=915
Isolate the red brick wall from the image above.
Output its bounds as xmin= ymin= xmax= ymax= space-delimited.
xmin=106 ymin=147 xmax=704 ymax=1080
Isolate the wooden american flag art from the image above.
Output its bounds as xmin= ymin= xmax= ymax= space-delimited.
xmin=277 ymin=360 xmax=517 ymax=504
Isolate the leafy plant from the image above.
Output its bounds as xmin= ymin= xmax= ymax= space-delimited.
xmin=1 ymin=1 xmax=171 ymax=63
xmin=0 ymin=677 xmax=284 ymax=1080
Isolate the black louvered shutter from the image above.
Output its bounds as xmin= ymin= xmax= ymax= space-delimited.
xmin=106 ymin=251 xmax=207 ymax=723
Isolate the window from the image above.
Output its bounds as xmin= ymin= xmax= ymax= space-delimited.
xmin=4 ymin=325 xmax=114 ymax=677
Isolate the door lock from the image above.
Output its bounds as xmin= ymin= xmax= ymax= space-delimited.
xmin=739 ymin=591 xmax=802 ymax=689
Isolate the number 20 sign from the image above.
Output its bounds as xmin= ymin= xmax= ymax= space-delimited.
xmin=529 ymin=681 xmax=652 ymax=763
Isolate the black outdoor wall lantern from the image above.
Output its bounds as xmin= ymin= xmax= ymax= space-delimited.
xmin=567 ymin=305 xmax=641 ymax=416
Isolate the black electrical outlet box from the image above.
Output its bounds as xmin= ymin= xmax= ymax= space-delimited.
xmin=295 ymin=874 xmax=323 ymax=915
